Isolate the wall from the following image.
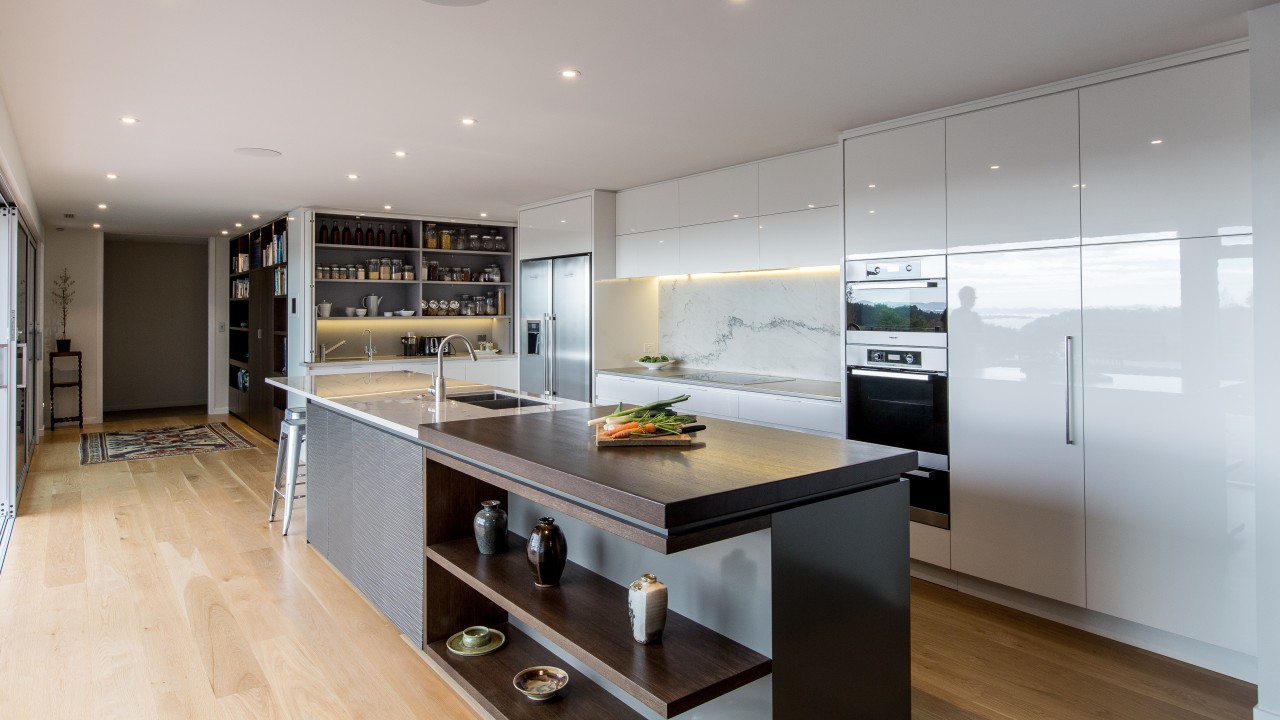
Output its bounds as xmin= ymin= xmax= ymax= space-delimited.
xmin=43 ymin=230 xmax=102 ymax=424
xmin=102 ymin=238 xmax=207 ymax=412
xmin=0 ymin=86 xmax=41 ymax=240
xmin=657 ymin=268 xmax=842 ymax=381
xmin=594 ymin=277 xmax=659 ymax=371
xmin=1250 ymin=6 xmax=1280 ymax=719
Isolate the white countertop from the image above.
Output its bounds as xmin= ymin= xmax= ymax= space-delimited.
xmin=265 ymin=370 xmax=592 ymax=440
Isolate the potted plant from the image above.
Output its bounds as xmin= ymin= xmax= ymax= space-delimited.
xmin=52 ymin=267 xmax=75 ymax=352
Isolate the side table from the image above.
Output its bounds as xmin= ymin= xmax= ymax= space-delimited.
xmin=50 ymin=350 xmax=83 ymax=429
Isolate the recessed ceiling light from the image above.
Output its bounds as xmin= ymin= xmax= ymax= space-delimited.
xmin=1150 ymin=139 xmax=1164 ymax=145
xmin=869 ymin=210 xmax=876 ymax=214
xmin=867 ymin=184 xmax=876 ymax=188
xmin=235 ymin=223 xmax=243 ymax=228
xmin=807 ymin=204 xmax=815 ymax=208
xmin=461 ymin=117 xmax=477 ymax=126
xmin=120 ymin=117 xmax=139 ymax=124
xmin=733 ymin=214 xmax=740 ymax=218
xmin=348 ymin=174 xmax=359 ymax=180
xmin=97 ymin=203 xmax=107 ymax=210
xmin=560 ymin=219 xmax=567 ymax=223
xmin=480 ymin=212 xmax=488 ymax=218
xmin=221 ymin=230 xmax=229 ymax=235
xmin=251 ymin=214 xmax=260 ymax=219
xmin=394 ymin=151 xmax=407 ymax=157
xmin=92 ymin=223 xmax=101 ymax=229
xmin=561 ymin=69 xmax=581 ymax=79
xmin=990 ymin=165 xmax=1000 ymax=170
xmin=384 ymin=205 xmax=392 ymax=210
xmin=106 ymin=173 xmax=118 ymax=180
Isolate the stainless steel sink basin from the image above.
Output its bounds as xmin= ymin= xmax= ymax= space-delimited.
xmin=450 ymin=392 xmax=548 ymax=410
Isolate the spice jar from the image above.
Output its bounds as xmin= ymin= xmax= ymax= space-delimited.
xmin=440 ymin=228 xmax=453 ymax=250
xmin=426 ymin=260 xmax=439 ymax=281
xmin=357 ymin=264 xmax=366 ymax=280
xmin=391 ymin=258 xmax=404 ymax=280
xmin=448 ymin=299 xmax=461 ymax=316
xmin=425 ymin=225 xmax=439 ymax=249
xmin=467 ymin=231 xmax=482 ymax=251
xmin=366 ymin=258 xmax=379 ymax=278
xmin=459 ymin=294 xmax=473 ymax=316
xmin=485 ymin=292 xmax=497 ymax=316
xmin=379 ymin=258 xmax=391 ymax=280
xmin=481 ymin=234 xmax=494 ymax=251
xmin=495 ymin=234 xmax=508 ymax=252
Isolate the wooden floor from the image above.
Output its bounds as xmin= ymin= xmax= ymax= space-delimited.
xmin=0 ymin=413 xmax=1258 ymax=719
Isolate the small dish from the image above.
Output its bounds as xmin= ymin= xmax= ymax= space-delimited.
xmin=354 ymin=309 xmax=368 ymax=317
xmin=513 ymin=666 xmax=568 ymax=701
xmin=397 ymin=309 xmax=415 ymax=317
xmin=383 ymin=311 xmax=393 ymax=317
xmin=636 ymin=361 xmax=672 ymax=370
xmin=445 ymin=628 xmax=506 ymax=656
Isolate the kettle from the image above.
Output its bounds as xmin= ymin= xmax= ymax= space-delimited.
xmin=361 ymin=294 xmax=383 ymax=316
xmin=400 ymin=332 xmax=420 ymax=357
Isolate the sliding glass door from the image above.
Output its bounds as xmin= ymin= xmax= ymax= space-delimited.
xmin=14 ymin=218 xmax=33 ymax=498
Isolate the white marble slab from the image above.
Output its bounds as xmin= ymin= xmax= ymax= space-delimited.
xmin=658 ymin=268 xmax=842 ymax=381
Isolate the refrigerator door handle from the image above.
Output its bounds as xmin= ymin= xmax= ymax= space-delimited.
xmin=549 ymin=314 xmax=557 ymax=396
xmin=543 ymin=313 xmax=553 ymax=397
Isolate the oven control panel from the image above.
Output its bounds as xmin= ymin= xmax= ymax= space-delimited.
xmin=866 ymin=348 xmax=922 ymax=367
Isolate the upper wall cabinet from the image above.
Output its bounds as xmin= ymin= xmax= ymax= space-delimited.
xmin=758 ymin=206 xmax=841 ymax=269
xmin=616 ymin=228 xmax=679 ymax=279
xmin=759 ymin=146 xmax=841 ymax=216
xmin=678 ymin=164 xmax=759 ymax=226
xmin=844 ymin=120 xmax=946 ymax=258
xmin=678 ymin=217 xmax=759 ymax=274
xmin=519 ymin=196 xmax=593 ymax=260
xmin=616 ymin=180 xmax=679 ymax=235
xmin=1080 ymin=53 xmax=1251 ymax=243
xmin=946 ymin=92 xmax=1081 ymax=252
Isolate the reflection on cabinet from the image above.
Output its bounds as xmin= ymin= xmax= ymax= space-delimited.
xmin=678 ymin=164 xmax=759 ymax=226
xmin=1082 ymin=236 xmax=1255 ymax=653
xmin=518 ymin=195 xmax=592 ymax=260
xmin=677 ymin=217 xmax=759 ymax=274
xmin=757 ymin=206 xmax=841 ymax=269
xmin=616 ymin=180 xmax=679 ymax=235
xmin=227 ymin=216 xmax=290 ymax=439
xmin=616 ymin=228 xmax=679 ymax=279
xmin=844 ymin=120 xmax=946 ymax=258
xmin=946 ymin=92 xmax=1081 ymax=252
xmin=759 ymin=145 xmax=840 ymax=216
xmin=947 ymin=247 xmax=1086 ymax=607
xmin=1080 ymin=52 xmax=1251 ymax=243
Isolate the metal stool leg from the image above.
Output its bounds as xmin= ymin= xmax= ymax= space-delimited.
xmin=268 ymin=421 xmax=290 ymax=522
xmin=281 ymin=425 xmax=305 ymax=536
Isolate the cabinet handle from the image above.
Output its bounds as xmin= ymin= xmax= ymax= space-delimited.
xmin=1064 ymin=335 xmax=1074 ymax=446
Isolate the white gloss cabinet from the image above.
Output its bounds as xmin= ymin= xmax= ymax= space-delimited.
xmin=758 ymin=146 xmax=841 ymax=216
xmin=678 ymin=164 xmax=759 ymax=227
xmin=677 ymin=218 xmax=760 ymax=274
xmin=947 ymin=247 xmax=1086 ymax=607
xmin=615 ymin=181 xmax=679 ymax=235
xmin=736 ymin=392 xmax=843 ymax=436
xmin=595 ymin=374 xmax=662 ymax=407
xmin=946 ymin=92 xmax=1081 ymax=252
xmin=616 ymin=228 xmax=679 ymax=279
xmin=844 ymin=120 xmax=947 ymax=258
xmin=1081 ymin=236 xmax=1255 ymax=654
xmin=655 ymin=381 xmax=739 ymax=419
xmin=757 ymin=206 xmax=841 ymax=269
xmin=518 ymin=195 xmax=593 ymax=260
xmin=1080 ymin=52 xmax=1251 ymax=243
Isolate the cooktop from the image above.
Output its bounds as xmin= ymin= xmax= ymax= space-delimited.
xmin=670 ymin=371 xmax=792 ymax=385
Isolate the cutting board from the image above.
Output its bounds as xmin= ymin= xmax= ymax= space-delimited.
xmin=595 ymin=429 xmax=693 ymax=447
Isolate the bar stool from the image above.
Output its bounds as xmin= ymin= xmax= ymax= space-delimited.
xmin=269 ymin=407 xmax=307 ymax=535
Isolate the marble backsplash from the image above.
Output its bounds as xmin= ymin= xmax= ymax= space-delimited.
xmin=658 ymin=268 xmax=842 ymax=381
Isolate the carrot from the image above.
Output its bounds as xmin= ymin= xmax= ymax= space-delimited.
xmin=642 ymin=423 xmax=657 ymax=434
xmin=607 ymin=422 xmax=640 ymax=438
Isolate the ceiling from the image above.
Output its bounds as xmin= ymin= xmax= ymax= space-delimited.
xmin=0 ymin=0 xmax=1270 ymax=239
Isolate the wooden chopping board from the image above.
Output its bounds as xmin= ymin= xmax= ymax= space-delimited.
xmin=595 ymin=429 xmax=693 ymax=447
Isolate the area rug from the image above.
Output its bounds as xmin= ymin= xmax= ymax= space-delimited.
xmin=80 ymin=423 xmax=253 ymax=465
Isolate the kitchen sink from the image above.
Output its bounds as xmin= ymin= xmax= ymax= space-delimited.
xmin=450 ymin=392 xmax=548 ymax=410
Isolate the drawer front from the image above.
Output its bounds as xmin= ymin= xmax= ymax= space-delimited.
xmin=596 ymin=374 xmax=661 ymax=407
xmin=909 ymin=522 xmax=951 ymax=568
xmin=737 ymin=392 xmax=843 ymax=435
xmin=656 ymin=381 xmax=738 ymax=418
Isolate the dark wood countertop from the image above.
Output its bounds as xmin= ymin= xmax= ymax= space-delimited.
xmin=420 ymin=407 xmax=916 ymax=533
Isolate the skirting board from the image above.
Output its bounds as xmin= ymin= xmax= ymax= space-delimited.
xmin=910 ymin=560 xmax=1257 ymax=683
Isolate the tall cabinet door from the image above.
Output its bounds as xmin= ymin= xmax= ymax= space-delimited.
xmin=844 ymin=120 xmax=946 ymax=258
xmin=1082 ymin=237 xmax=1255 ymax=653
xmin=948 ymin=248 xmax=1086 ymax=606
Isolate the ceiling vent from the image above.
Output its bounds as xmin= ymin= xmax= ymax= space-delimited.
xmin=63 ymin=213 xmax=75 ymax=219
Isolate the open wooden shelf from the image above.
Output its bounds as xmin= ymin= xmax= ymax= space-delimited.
xmin=424 ymin=622 xmax=639 ymax=720
xmin=426 ymin=532 xmax=772 ymax=718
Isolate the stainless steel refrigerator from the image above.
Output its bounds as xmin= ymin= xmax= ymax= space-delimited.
xmin=519 ymin=254 xmax=591 ymax=402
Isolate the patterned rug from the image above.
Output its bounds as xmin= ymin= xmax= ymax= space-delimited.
xmin=80 ymin=423 xmax=254 ymax=465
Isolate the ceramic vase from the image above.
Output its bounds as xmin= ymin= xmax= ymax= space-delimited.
xmin=526 ymin=517 xmax=567 ymax=587
xmin=472 ymin=500 xmax=507 ymax=555
xmin=627 ymin=573 xmax=668 ymax=644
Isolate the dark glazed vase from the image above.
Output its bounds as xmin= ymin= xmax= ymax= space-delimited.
xmin=55 ymin=338 xmax=70 ymax=352
xmin=526 ymin=517 xmax=567 ymax=587
xmin=472 ymin=500 xmax=508 ymax=555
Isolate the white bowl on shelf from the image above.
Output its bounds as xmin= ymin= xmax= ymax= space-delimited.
xmin=636 ymin=360 xmax=673 ymax=370
xmin=397 ymin=309 xmax=414 ymax=317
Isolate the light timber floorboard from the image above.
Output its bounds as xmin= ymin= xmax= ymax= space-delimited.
xmin=0 ymin=411 xmax=1259 ymax=719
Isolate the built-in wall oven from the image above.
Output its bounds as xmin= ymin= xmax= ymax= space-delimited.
xmin=846 ymin=255 xmax=947 ymax=348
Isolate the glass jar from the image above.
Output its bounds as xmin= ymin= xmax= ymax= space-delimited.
xmin=494 ymin=233 xmax=508 ymax=252
xmin=459 ymin=294 xmax=473 ymax=316
xmin=485 ymin=292 xmax=497 ymax=316
xmin=425 ymin=225 xmax=439 ymax=249
xmin=426 ymin=260 xmax=439 ymax=281
xmin=391 ymin=258 xmax=404 ymax=280
xmin=315 ymin=265 xmax=325 ymax=280
xmin=380 ymin=258 xmax=392 ymax=280
xmin=403 ymin=265 xmax=415 ymax=281
xmin=366 ymin=258 xmax=380 ymax=278
xmin=356 ymin=263 xmax=366 ymax=280
xmin=427 ymin=300 xmax=440 ymax=316
xmin=448 ymin=299 xmax=461 ymax=316
xmin=481 ymin=234 xmax=494 ymax=251
xmin=440 ymin=228 xmax=453 ymax=250
xmin=467 ymin=232 xmax=482 ymax=251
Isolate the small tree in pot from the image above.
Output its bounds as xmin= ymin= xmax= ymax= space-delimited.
xmin=52 ymin=267 xmax=75 ymax=352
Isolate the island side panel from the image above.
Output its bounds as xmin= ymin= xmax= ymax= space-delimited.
xmin=771 ymin=478 xmax=910 ymax=719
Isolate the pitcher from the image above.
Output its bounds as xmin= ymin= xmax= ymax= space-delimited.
xmin=361 ymin=294 xmax=383 ymax=316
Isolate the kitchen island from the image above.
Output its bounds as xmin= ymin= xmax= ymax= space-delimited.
xmin=268 ymin=370 xmax=916 ymax=719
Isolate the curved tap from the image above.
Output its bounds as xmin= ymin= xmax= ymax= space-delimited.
xmin=433 ymin=334 xmax=478 ymax=400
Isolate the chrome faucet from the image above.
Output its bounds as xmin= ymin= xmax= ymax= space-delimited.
xmin=363 ymin=329 xmax=376 ymax=360
xmin=319 ymin=339 xmax=346 ymax=363
xmin=432 ymin=334 xmax=477 ymax=400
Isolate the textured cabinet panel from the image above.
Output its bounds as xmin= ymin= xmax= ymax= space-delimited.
xmin=677 ymin=218 xmax=760 ymax=274
xmin=518 ymin=196 xmax=592 ymax=260
xmin=844 ymin=121 xmax=946 ymax=258
xmin=736 ymin=392 xmax=842 ymax=436
xmin=616 ymin=228 xmax=680 ymax=278
xmin=655 ymin=381 xmax=738 ymax=418
xmin=1080 ymin=53 xmax=1251 ymax=243
xmin=947 ymin=92 xmax=1081 ymax=252
xmin=595 ymin=374 xmax=661 ymax=406
xmin=757 ymin=206 xmax=841 ymax=270
xmin=1082 ymin=237 xmax=1255 ymax=653
xmin=616 ymin=181 xmax=679 ymax=235
xmin=678 ymin=164 xmax=759 ymax=226
xmin=947 ymin=247 xmax=1086 ymax=606
xmin=759 ymin=146 xmax=841 ymax=215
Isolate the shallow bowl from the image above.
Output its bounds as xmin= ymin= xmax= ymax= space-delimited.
xmin=512 ymin=666 xmax=568 ymax=701
xmin=636 ymin=361 xmax=672 ymax=370
xmin=397 ymin=309 xmax=414 ymax=317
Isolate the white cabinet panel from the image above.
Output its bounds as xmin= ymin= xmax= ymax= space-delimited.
xmin=616 ymin=181 xmax=679 ymax=235
xmin=467 ymin=358 xmax=519 ymax=389
xmin=616 ymin=228 xmax=679 ymax=279
xmin=678 ymin=164 xmax=759 ymax=227
xmin=1080 ymin=53 xmax=1251 ymax=243
xmin=655 ymin=381 xmax=738 ymax=418
xmin=736 ymin=392 xmax=842 ymax=436
xmin=909 ymin=522 xmax=951 ymax=569
xmin=844 ymin=120 xmax=946 ymax=258
xmin=595 ymin=374 xmax=661 ymax=407
xmin=757 ymin=206 xmax=841 ymax=270
xmin=518 ymin=196 xmax=593 ymax=260
xmin=948 ymin=247 xmax=1086 ymax=606
xmin=947 ymin=92 xmax=1081 ymax=252
xmin=1082 ymin=236 xmax=1255 ymax=653
xmin=677 ymin=218 xmax=760 ymax=274
xmin=759 ymin=146 xmax=841 ymax=215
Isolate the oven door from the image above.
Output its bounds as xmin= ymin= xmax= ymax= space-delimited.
xmin=845 ymin=280 xmax=948 ymax=348
xmin=846 ymin=367 xmax=948 ymax=470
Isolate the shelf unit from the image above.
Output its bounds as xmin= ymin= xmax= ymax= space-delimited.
xmin=226 ymin=215 xmax=290 ymax=439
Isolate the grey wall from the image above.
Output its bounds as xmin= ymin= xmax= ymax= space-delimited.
xmin=103 ymin=239 xmax=207 ymax=412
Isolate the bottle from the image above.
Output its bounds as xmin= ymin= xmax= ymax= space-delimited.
xmin=354 ymin=223 xmax=365 ymax=246
xmin=389 ymin=224 xmax=399 ymax=247
xmin=628 ymin=574 xmax=668 ymax=644
xmin=377 ymin=223 xmax=387 ymax=246
xmin=496 ymin=287 xmax=506 ymax=316
xmin=472 ymin=500 xmax=508 ymax=555
xmin=341 ymin=221 xmax=353 ymax=245
xmin=526 ymin=517 xmax=567 ymax=587
xmin=317 ymin=221 xmax=329 ymax=245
